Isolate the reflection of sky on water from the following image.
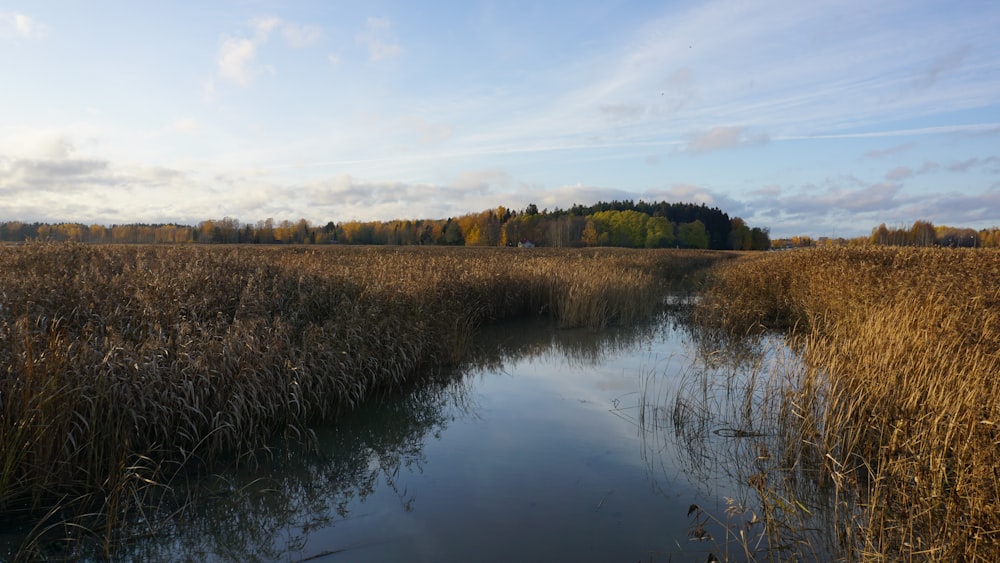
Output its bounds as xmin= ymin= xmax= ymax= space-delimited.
xmin=300 ymin=315 xmax=718 ymax=562
xmin=5 ymin=309 xmax=787 ymax=561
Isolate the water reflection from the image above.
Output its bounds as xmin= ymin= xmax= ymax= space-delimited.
xmin=654 ymin=323 xmax=846 ymax=561
xmin=4 ymin=307 xmax=841 ymax=562
xmin=465 ymin=312 xmax=676 ymax=371
xmin=6 ymin=314 xmax=687 ymax=561
xmin=83 ymin=368 xmax=478 ymax=562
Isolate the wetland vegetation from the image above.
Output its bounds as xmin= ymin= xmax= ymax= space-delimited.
xmin=693 ymin=246 xmax=1000 ymax=561
xmin=0 ymin=243 xmax=730 ymax=559
xmin=2 ymin=243 xmax=998 ymax=561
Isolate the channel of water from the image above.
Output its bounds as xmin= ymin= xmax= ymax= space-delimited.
xmin=3 ymin=304 xmax=800 ymax=561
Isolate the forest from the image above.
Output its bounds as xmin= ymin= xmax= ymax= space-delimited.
xmin=0 ymin=200 xmax=772 ymax=250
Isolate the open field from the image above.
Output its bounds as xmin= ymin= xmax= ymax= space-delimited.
xmin=696 ymin=247 xmax=1000 ymax=561
xmin=0 ymin=242 xmax=733 ymax=556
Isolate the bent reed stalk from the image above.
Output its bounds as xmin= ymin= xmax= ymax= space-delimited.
xmin=0 ymin=242 xmax=731 ymax=556
xmin=696 ymin=247 xmax=1000 ymax=561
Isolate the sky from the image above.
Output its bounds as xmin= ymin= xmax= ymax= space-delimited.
xmin=1 ymin=1 xmax=999 ymax=238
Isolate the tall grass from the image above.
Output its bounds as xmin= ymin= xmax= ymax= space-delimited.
xmin=94 ymin=305 xmax=673 ymax=562
xmin=0 ymin=243 xmax=732 ymax=556
xmin=696 ymin=247 xmax=1000 ymax=561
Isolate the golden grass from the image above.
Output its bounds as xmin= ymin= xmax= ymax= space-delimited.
xmin=0 ymin=242 xmax=733 ymax=556
xmin=697 ymin=247 xmax=1000 ymax=561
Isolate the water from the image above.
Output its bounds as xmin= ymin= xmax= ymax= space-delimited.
xmin=5 ymin=309 xmax=797 ymax=561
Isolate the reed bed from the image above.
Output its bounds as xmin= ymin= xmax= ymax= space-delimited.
xmin=0 ymin=242 xmax=730 ymax=556
xmin=696 ymin=247 xmax=1000 ymax=561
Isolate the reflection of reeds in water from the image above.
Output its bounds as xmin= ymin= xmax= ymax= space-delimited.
xmin=633 ymin=317 xmax=847 ymax=562
xmin=1 ymin=243 xmax=718 ymax=560
xmin=32 ymin=303 xmax=675 ymax=561
xmin=24 ymin=365 xmax=477 ymax=562
xmin=466 ymin=311 xmax=672 ymax=375
xmin=693 ymin=247 xmax=1000 ymax=561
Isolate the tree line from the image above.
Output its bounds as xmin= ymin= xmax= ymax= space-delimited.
xmin=868 ymin=221 xmax=998 ymax=248
xmin=769 ymin=220 xmax=1000 ymax=249
xmin=0 ymin=200 xmax=772 ymax=250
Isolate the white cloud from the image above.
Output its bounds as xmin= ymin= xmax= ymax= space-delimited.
xmin=217 ymin=36 xmax=257 ymax=85
xmin=751 ymin=179 xmax=906 ymax=231
xmin=528 ymin=184 xmax=635 ymax=211
xmin=0 ymin=155 xmax=226 ymax=225
xmin=744 ymin=150 xmax=1000 ymax=236
xmin=524 ymin=0 xmax=1000 ymax=153
xmin=327 ymin=53 xmax=341 ymax=65
xmin=0 ymin=129 xmax=76 ymax=159
xmin=252 ymin=16 xmax=281 ymax=41
xmin=357 ymin=17 xmax=403 ymax=62
xmin=304 ymin=175 xmax=444 ymax=217
xmin=651 ymin=184 xmax=719 ymax=206
xmin=283 ymin=23 xmax=322 ymax=48
xmin=0 ymin=11 xmax=49 ymax=38
xmin=215 ymin=16 xmax=322 ymax=86
xmin=452 ymin=169 xmax=512 ymax=192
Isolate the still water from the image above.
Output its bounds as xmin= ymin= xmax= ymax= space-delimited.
xmin=9 ymin=308 xmax=793 ymax=561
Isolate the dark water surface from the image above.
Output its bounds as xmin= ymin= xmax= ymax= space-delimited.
xmin=6 ymin=309 xmax=789 ymax=561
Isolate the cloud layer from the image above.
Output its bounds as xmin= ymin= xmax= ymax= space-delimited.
xmin=1 ymin=1 xmax=998 ymax=238
xmin=0 ymin=11 xmax=48 ymax=38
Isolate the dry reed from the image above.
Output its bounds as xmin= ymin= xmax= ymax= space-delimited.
xmin=0 ymin=242 xmax=731 ymax=557
xmin=696 ymin=247 xmax=1000 ymax=561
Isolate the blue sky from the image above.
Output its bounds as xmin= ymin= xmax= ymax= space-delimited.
xmin=1 ymin=0 xmax=998 ymax=238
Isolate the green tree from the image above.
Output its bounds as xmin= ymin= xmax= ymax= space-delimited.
xmin=612 ymin=210 xmax=648 ymax=247
xmin=729 ymin=217 xmax=752 ymax=250
xmin=677 ymin=220 xmax=709 ymax=249
xmin=749 ymin=227 xmax=770 ymax=250
xmin=645 ymin=216 xmax=675 ymax=248
xmin=591 ymin=210 xmax=648 ymax=247
xmin=442 ymin=219 xmax=464 ymax=245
